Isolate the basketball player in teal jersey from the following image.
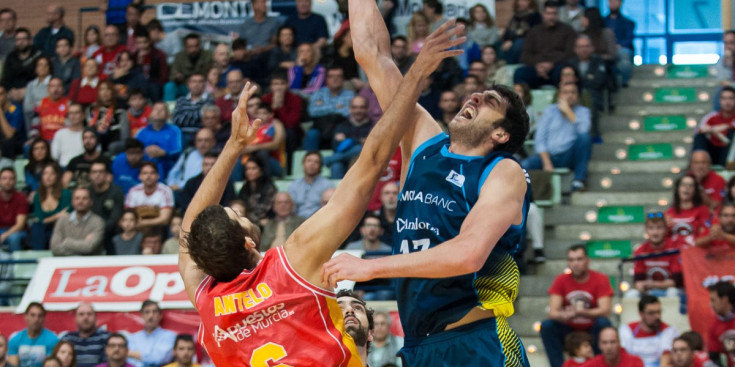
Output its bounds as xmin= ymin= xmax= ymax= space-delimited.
xmin=322 ymin=1 xmax=531 ymax=366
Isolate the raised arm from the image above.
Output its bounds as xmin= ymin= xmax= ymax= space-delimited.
xmin=286 ymin=21 xmax=465 ymax=287
xmin=350 ymin=0 xmax=444 ymax=170
xmin=178 ymin=83 xmax=261 ymax=303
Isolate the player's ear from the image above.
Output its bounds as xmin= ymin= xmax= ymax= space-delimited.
xmin=244 ymin=237 xmax=257 ymax=250
xmin=491 ymin=127 xmax=509 ymax=145
xmin=368 ymin=330 xmax=374 ymax=343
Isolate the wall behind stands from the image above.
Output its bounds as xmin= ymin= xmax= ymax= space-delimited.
xmin=13 ymin=0 xmax=515 ymax=48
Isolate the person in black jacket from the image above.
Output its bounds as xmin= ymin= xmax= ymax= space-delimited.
xmin=1 ymin=28 xmax=43 ymax=101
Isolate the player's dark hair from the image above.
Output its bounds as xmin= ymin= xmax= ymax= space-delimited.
xmin=679 ymin=331 xmax=704 ymax=351
xmin=708 ymin=281 xmax=735 ymax=305
xmin=488 ymin=84 xmax=529 ymax=154
xmin=184 ymin=205 xmax=262 ymax=282
xmin=336 ymin=289 xmax=375 ymax=355
xmin=564 ymin=331 xmax=592 ymax=357
xmin=567 ymin=243 xmax=587 ymax=256
xmin=638 ymin=294 xmax=659 ymax=312
xmin=174 ymin=334 xmax=195 ymax=349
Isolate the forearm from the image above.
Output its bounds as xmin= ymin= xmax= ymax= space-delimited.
xmin=6 ymin=217 xmax=26 ymax=236
xmin=61 ymin=235 xmax=101 ymax=255
xmin=540 ymin=152 xmax=553 ymax=167
xmin=0 ymin=112 xmax=15 ymax=139
xmin=650 ymin=279 xmax=676 ymax=289
xmin=139 ymin=211 xmax=172 ymax=227
xmin=577 ymin=306 xmax=610 ymax=318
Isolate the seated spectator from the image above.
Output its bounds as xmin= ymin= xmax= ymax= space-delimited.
xmin=126 ymin=89 xmax=152 ymax=138
xmin=665 ymin=174 xmax=711 ymax=245
xmin=112 ymin=138 xmax=145 ymax=194
xmin=323 ymin=96 xmax=372 ymax=178
xmin=694 ymin=88 xmax=735 ymax=167
xmin=89 ymin=160 xmax=124 ymax=254
xmin=127 ymin=300 xmax=176 ymax=367
xmin=678 ymin=331 xmax=715 ymax=367
xmin=368 ymin=311 xmax=403 ymax=367
xmin=514 ymin=1 xmax=576 ymax=88
xmin=0 ymin=168 xmax=27 ymax=252
xmin=541 ymin=244 xmax=613 ymax=367
xmin=437 ymin=90 xmax=460 ymax=131
xmin=707 ymin=281 xmax=735 ymax=366
xmin=407 ymin=11 xmax=430 ymax=55
xmin=568 ymin=35 xmax=609 ymax=115
xmin=585 ymin=328 xmax=644 ymax=367
xmin=1 ymin=27 xmax=43 ymax=101
xmin=499 ymin=0 xmax=541 ymax=64
xmin=307 ymin=66 xmax=354 ymax=121
xmin=140 ymin=229 xmax=163 ymax=255
xmin=479 ymin=47 xmax=506 ymax=87
xmin=694 ymin=201 xmax=735 ymax=249
xmin=422 ymin=0 xmax=446 ymax=31
xmin=689 ymin=150 xmax=726 ymax=210
xmin=61 ymin=302 xmax=110 ymax=367
xmin=164 ymin=34 xmax=212 ymax=102
xmin=30 ymin=162 xmax=71 ymax=250
xmin=50 ymin=186 xmax=104 ymax=256
xmin=171 ymin=73 xmax=212 ymax=146
xmin=514 ymin=83 xmax=536 ymax=136
xmin=24 ymin=57 xmax=53 ymax=129
xmin=242 ymin=103 xmax=286 ymax=177
xmin=267 ymin=26 xmax=298 ymax=73
xmin=161 ymin=335 xmax=200 ymax=367
xmin=79 ymin=25 xmax=101 ymax=63
xmin=125 ymin=162 xmax=174 ymax=232
xmin=417 ymin=74 xmax=441 ymax=120
xmin=136 ymin=102 xmax=182 ymax=178
xmin=146 ymin=20 xmax=179 ymax=65
xmin=467 ymin=4 xmax=500 ymax=47
xmin=391 ymin=36 xmax=415 ymax=75
xmin=120 ymin=5 xmax=143 ymax=53
xmin=226 ymin=39 xmax=266 ymax=87
xmin=52 ymin=37 xmax=80 ymax=94
xmin=284 ymin=0 xmax=329 ymax=47
xmin=0 ymin=8 xmax=15 ymax=60
xmin=214 ymin=70 xmax=244 ymax=125
xmin=522 ymin=82 xmax=591 ymax=191
xmin=112 ymin=209 xmax=142 ymax=255
xmin=87 ymin=80 xmax=128 ymax=154
xmin=288 ymin=43 xmax=325 ymax=96
xmin=454 ymin=74 xmax=484 ymax=101
xmin=33 ymin=5 xmax=74 ymax=58
xmin=8 ymin=302 xmax=59 ymax=367
xmin=167 ymin=128 xmax=214 ymax=191
xmin=237 ymin=155 xmax=276 ymax=225
xmin=289 ymin=151 xmax=334 ymax=218
xmin=604 ymin=0 xmax=635 ymax=87
xmin=452 ymin=18 xmax=483 ymax=72
xmin=239 ymin=0 xmax=280 ymax=57
xmin=625 ymin=214 xmax=683 ymax=299
xmin=33 ymin=77 xmax=70 ymax=143
xmin=92 ymin=25 xmax=126 ymax=78
xmin=260 ymin=192 xmax=304 ymax=251
xmin=0 ymin=85 xmax=25 ymax=157
xmin=581 ymin=7 xmax=618 ymax=63
xmin=178 ymin=151 xmax=235 ymax=212
xmin=51 ymin=103 xmax=84 ymax=167
xmin=346 ymin=213 xmax=390 ymax=252
xmin=133 ymin=27 xmax=168 ymax=99
xmin=110 ymin=50 xmax=150 ymax=102
xmin=262 ymin=69 xmax=303 ymax=160
xmin=670 ymin=335 xmax=708 ymax=367
xmin=160 ymin=213 xmax=182 ymax=254
xmin=96 ymin=333 xmax=134 ymax=367
xmin=559 ymin=0 xmax=583 ymax=31
xmin=68 ymin=59 xmax=103 ymax=108
xmin=563 ymin=332 xmax=593 ymax=367
xmin=373 ymin=181 xmax=398 ymax=244
xmin=52 ymin=340 xmax=76 ymax=367
xmin=321 ymin=24 xmax=361 ymax=87
xmin=619 ymin=295 xmax=679 ymax=367
xmin=25 ymin=138 xmax=55 ymax=192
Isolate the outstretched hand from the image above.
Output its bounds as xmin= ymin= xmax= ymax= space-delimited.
xmin=321 ymin=253 xmax=374 ymax=288
xmin=230 ymin=82 xmax=262 ymax=148
xmin=411 ymin=18 xmax=466 ymax=78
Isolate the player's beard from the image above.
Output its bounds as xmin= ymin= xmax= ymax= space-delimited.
xmin=346 ymin=324 xmax=369 ymax=347
xmin=448 ymin=118 xmax=495 ymax=149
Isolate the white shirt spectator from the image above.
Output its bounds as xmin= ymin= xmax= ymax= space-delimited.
xmin=51 ymin=128 xmax=84 ymax=167
xmin=125 ymin=183 xmax=175 ymax=209
xmin=620 ymin=321 xmax=679 ymax=367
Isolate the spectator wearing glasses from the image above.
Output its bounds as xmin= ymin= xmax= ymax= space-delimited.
xmin=619 ymin=296 xmax=679 ymax=367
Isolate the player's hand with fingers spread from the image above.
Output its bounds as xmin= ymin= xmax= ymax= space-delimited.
xmin=230 ymin=81 xmax=262 ymax=148
xmin=410 ymin=18 xmax=466 ymax=78
xmin=322 ymin=253 xmax=375 ymax=288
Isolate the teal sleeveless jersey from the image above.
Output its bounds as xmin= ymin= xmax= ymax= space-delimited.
xmin=393 ymin=133 xmax=530 ymax=337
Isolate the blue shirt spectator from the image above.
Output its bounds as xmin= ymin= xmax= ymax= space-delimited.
xmin=8 ymin=302 xmax=59 ymax=367
xmin=166 ymin=128 xmax=214 ymax=190
xmin=307 ymin=68 xmax=355 ymax=118
xmin=1 ymin=94 xmax=26 ymax=156
xmin=604 ymin=6 xmax=635 ymax=51
xmin=284 ymin=0 xmax=329 ymax=47
xmin=112 ymin=139 xmax=146 ymax=195
xmin=534 ymin=104 xmax=590 ymax=155
xmin=126 ymin=327 xmax=176 ymax=367
xmin=135 ymin=121 xmax=182 ymax=180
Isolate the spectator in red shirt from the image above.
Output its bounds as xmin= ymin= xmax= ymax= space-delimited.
xmin=693 ymin=87 xmax=735 ymax=166
xmin=563 ymin=331 xmax=593 ymax=367
xmin=695 ymin=202 xmax=735 ymax=249
xmin=68 ymin=58 xmax=104 ymax=108
xmin=262 ymin=69 xmax=303 ymax=170
xmin=34 ymin=77 xmax=69 ymax=142
xmin=126 ymin=89 xmax=151 ymax=137
xmin=541 ymin=244 xmax=614 ymax=367
xmin=671 ymin=337 xmax=704 ymax=367
xmin=624 ymin=213 xmax=683 ymax=299
xmin=584 ymin=327 xmax=644 ymax=367
xmin=707 ymin=281 xmax=735 ymax=365
xmin=665 ymin=174 xmax=711 ymax=246
xmin=689 ymin=150 xmax=726 ymax=210
xmin=92 ymin=25 xmax=126 ymax=78
xmin=676 ymin=332 xmax=715 ymax=367
xmin=133 ymin=26 xmax=168 ymax=100
xmin=0 ymin=168 xmax=27 ymax=252
xmin=214 ymin=69 xmax=243 ymax=125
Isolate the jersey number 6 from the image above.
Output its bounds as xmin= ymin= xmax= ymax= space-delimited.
xmin=250 ymin=342 xmax=293 ymax=367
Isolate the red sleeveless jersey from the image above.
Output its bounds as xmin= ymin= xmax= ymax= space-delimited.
xmin=195 ymin=246 xmax=363 ymax=367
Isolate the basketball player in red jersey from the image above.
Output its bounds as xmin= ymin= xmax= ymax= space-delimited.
xmin=177 ymin=21 xmax=465 ymax=367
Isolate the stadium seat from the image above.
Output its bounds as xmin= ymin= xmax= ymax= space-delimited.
xmin=274 ymin=179 xmax=293 ymax=192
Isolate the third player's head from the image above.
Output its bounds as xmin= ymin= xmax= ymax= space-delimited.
xmin=184 ymin=205 xmax=262 ymax=282
xmin=337 ymin=290 xmax=374 ymax=350
xmin=450 ymin=85 xmax=529 ymax=155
